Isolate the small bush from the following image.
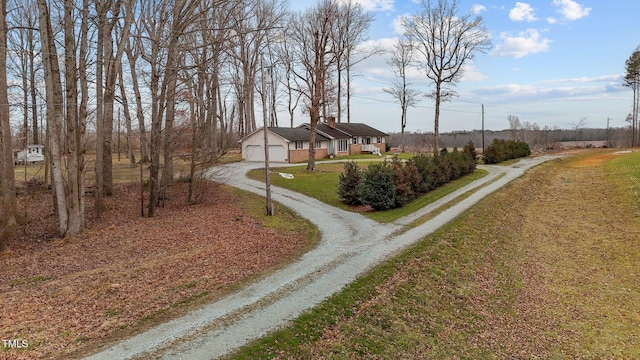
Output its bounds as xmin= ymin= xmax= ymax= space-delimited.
xmin=337 ymin=161 xmax=362 ymax=205
xmin=358 ymin=162 xmax=396 ymax=211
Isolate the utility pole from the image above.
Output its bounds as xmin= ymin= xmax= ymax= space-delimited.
xmin=481 ymin=104 xmax=485 ymax=155
xmin=261 ymin=56 xmax=273 ymax=216
xmin=606 ymin=117 xmax=611 ymax=148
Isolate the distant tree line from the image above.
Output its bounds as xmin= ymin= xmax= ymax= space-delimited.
xmin=387 ymin=126 xmax=631 ymax=152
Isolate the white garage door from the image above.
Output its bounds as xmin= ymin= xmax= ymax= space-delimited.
xmin=244 ymin=144 xmax=286 ymax=162
xmin=268 ymin=145 xmax=286 ymax=162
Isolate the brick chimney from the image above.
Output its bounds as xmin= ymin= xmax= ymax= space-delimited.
xmin=327 ymin=116 xmax=336 ymax=128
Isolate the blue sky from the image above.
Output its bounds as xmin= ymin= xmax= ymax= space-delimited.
xmin=286 ymin=0 xmax=640 ymax=133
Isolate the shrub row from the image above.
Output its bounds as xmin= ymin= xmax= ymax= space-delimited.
xmin=338 ymin=142 xmax=478 ymax=211
xmin=483 ymin=139 xmax=531 ymax=164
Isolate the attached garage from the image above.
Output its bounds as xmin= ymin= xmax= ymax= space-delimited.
xmin=240 ymin=129 xmax=290 ymax=162
xmin=239 ymin=127 xmax=331 ymax=163
xmin=243 ymin=144 xmax=286 ymax=162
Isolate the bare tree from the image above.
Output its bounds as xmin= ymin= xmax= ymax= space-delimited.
xmin=6 ymin=0 xmax=41 ymax=147
xmin=0 ymin=0 xmax=17 ymax=229
xmin=275 ymin=32 xmax=302 ymax=128
xmin=228 ymin=0 xmax=287 ymax=136
xmin=403 ymin=0 xmax=491 ymax=151
xmin=124 ymin=26 xmax=149 ymax=163
xmin=624 ymin=47 xmax=640 ymax=147
xmin=384 ymin=38 xmax=421 ymax=152
xmin=37 ymin=0 xmax=70 ymax=236
xmin=332 ymin=0 xmax=376 ymax=123
xmin=508 ymin=115 xmax=521 ymax=140
xmin=138 ymin=0 xmax=200 ymax=216
xmin=570 ymin=117 xmax=588 ymax=144
xmin=94 ymin=0 xmax=135 ymax=217
xmin=287 ymin=0 xmax=338 ymax=170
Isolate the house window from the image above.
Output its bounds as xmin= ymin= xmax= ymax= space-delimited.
xmin=377 ymin=136 xmax=382 ymax=143
xmin=294 ymin=141 xmax=303 ymax=149
xmin=314 ymin=141 xmax=322 ymax=149
xmin=338 ymin=139 xmax=348 ymax=152
xmin=352 ymin=137 xmax=357 ymax=144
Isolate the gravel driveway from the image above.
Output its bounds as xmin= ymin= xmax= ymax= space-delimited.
xmin=85 ymin=155 xmax=560 ymax=360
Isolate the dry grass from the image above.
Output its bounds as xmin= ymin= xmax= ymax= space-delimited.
xmin=233 ymin=150 xmax=640 ymax=359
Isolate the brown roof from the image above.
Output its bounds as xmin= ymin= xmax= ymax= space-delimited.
xmin=268 ymin=127 xmax=330 ymax=142
xmin=299 ymin=122 xmax=387 ymax=138
xmin=298 ymin=123 xmax=352 ymax=139
xmin=332 ymin=123 xmax=388 ymax=137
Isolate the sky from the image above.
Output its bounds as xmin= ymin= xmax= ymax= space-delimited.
xmin=285 ymin=0 xmax=640 ymax=134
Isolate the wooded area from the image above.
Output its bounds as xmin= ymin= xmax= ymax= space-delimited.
xmin=0 ymin=0 xmax=377 ymax=238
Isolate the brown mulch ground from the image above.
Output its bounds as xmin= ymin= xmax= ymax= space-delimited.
xmin=0 ymin=181 xmax=311 ymax=360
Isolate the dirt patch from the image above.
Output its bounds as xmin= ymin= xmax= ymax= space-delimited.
xmin=0 ymin=181 xmax=312 ymax=360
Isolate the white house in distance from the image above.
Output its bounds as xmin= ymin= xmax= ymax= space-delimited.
xmin=13 ymin=144 xmax=45 ymax=164
xmin=239 ymin=117 xmax=388 ymax=163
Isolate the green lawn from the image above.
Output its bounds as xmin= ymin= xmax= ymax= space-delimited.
xmin=605 ymin=150 xmax=640 ymax=204
xmin=247 ymin=162 xmax=488 ymax=223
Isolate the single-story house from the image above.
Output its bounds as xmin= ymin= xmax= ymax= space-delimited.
xmin=299 ymin=117 xmax=388 ymax=156
xmin=240 ymin=119 xmax=388 ymax=163
xmin=13 ymin=144 xmax=45 ymax=164
xmin=240 ymin=127 xmax=331 ymax=163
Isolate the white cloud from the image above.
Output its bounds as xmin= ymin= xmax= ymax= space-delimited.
xmin=391 ymin=14 xmax=410 ymax=35
xmin=547 ymin=17 xmax=557 ymax=24
xmin=471 ymin=4 xmax=487 ymax=15
xmin=543 ymin=75 xmax=623 ymax=84
xmin=509 ymin=2 xmax=537 ymax=22
xmin=491 ymin=29 xmax=551 ymax=59
xmin=343 ymin=0 xmax=394 ymax=12
xmin=461 ymin=63 xmax=488 ymax=82
xmin=552 ymin=0 xmax=591 ymax=21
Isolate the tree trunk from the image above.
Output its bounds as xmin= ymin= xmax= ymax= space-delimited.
xmin=434 ymin=81 xmax=441 ymax=153
xmin=37 ymin=0 xmax=68 ymax=236
xmin=119 ymin=66 xmax=135 ymax=165
xmin=63 ymin=0 xmax=85 ymax=235
xmin=0 ymin=0 xmax=16 ymax=228
xmin=126 ymin=45 xmax=149 ymax=163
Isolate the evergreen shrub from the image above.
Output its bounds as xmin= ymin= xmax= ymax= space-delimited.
xmin=337 ymin=161 xmax=362 ymax=205
xmin=358 ymin=162 xmax=396 ymax=211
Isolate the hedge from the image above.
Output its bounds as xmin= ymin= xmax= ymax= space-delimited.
xmin=339 ymin=143 xmax=478 ymax=211
xmin=483 ymin=139 xmax=531 ymax=164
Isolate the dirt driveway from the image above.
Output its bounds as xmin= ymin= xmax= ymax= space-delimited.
xmin=85 ymin=155 xmax=561 ymax=360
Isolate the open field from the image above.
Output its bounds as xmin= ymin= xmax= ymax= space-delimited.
xmin=230 ymin=150 xmax=640 ymax=359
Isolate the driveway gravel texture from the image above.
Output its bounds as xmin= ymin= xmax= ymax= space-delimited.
xmin=85 ymin=155 xmax=560 ymax=360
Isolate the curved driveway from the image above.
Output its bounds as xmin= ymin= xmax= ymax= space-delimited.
xmin=85 ymin=155 xmax=560 ymax=360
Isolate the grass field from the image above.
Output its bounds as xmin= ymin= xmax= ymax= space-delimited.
xmin=12 ymin=150 xmax=243 ymax=185
xmin=228 ymin=150 xmax=640 ymax=359
xmin=605 ymin=150 xmax=640 ymax=204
